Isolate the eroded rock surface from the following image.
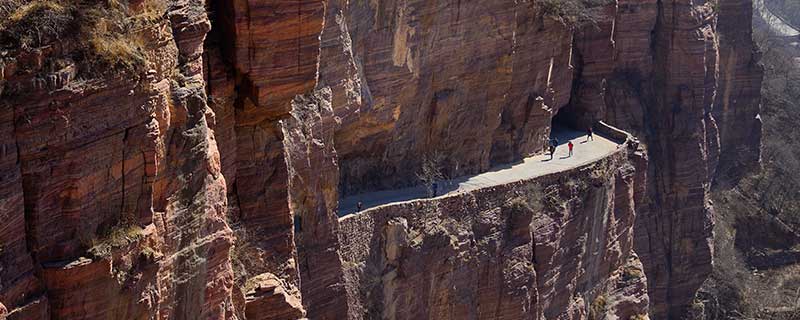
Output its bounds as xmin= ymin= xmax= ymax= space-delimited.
xmin=244 ymin=273 xmax=306 ymax=320
xmin=283 ymin=88 xmax=352 ymax=319
xmin=0 ymin=0 xmax=764 ymax=319
xmin=1 ymin=1 xmax=236 ymax=318
xmin=319 ymin=0 xmax=574 ymax=196
xmin=338 ymin=149 xmax=650 ymax=319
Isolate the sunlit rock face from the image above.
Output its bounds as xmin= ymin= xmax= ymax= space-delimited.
xmin=0 ymin=1 xmax=236 ymax=318
xmin=319 ymin=0 xmax=575 ymax=196
xmin=322 ymin=1 xmax=761 ymax=318
xmin=337 ymin=149 xmax=650 ymax=320
xmin=0 ymin=0 xmax=762 ymax=319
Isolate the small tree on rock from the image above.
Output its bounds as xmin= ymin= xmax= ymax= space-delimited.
xmin=417 ymin=152 xmax=446 ymax=197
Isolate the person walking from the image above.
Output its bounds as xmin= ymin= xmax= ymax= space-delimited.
xmin=549 ymin=144 xmax=556 ymax=160
xmin=586 ymin=127 xmax=593 ymax=142
xmin=568 ymin=141 xmax=574 ymax=157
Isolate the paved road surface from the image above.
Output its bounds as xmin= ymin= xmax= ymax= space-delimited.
xmin=338 ymin=126 xmax=622 ymax=217
xmin=756 ymin=0 xmax=799 ymax=37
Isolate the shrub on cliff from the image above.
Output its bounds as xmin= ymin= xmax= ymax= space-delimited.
xmin=417 ymin=152 xmax=446 ymax=197
xmin=0 ymin=0 xmax=167 ymax=75
xmin=536 ymin=0 xmax=610 ymax=28
xmin=509 ymin=183 xmax=544 ymax=213
xmin=80 ymin=2 xmax=148 ymax=73
xmin=0 ymin=0 xmax=75 ymax=50
xmin=589 ymin=294 xmax=608 ymax=319
xmin=87 ymin=224 xmax=145 ymax=258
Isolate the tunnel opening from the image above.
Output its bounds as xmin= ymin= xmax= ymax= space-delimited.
xmin=548 ymin=106 xmax=594 ymax=151
xmin=550 ymin=103 xmax=594 ymax=132
xmin=551 ymin=105 xmax=585 ymax=131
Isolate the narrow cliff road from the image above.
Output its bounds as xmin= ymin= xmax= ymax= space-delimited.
xmin=756 ymin=0 xmax=800 ymax=37
xmin=338 ymin=126 xmax=622 ymax=217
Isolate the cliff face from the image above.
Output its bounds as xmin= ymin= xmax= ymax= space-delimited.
xmin=338 ymin=148 xmax=650 ymax=320
xmin=319 ymin=0 xmax=763 ymax=318
xmin=319 ymin=0 xmax=574 ymax=196
xmin=0 ymin=0 xmax=763 ymax=319
xmin=574 ymin=1 xmax=763 ymax=317
xmin=1 ymin=1 xmax=236 ymax=318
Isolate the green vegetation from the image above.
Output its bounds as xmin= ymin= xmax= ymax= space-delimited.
xmin=536 ymin=0 xmax=611 ymax=28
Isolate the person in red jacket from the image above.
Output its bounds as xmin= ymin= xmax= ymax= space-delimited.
xmin=568 ymin=140 xmax=574 ymax=157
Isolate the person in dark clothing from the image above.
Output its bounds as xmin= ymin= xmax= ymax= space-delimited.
xmin=586 ymin=127 xmax=594 ymax=141
xmin=549 ymin=145 xmax=556 ymax=160
xmin=568 ymin=141 xmax=574 ymax=157
xmin=294 ymin=215 xmax=302 ymax=233
xmin=357 ymin=201 xmax=363 ymax=212
xmin=432 ymin=182 xmax=438 ymax=197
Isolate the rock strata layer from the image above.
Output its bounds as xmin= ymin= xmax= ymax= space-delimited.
xmin=0 ymin=0 xmax=763 ymax=319
xmin=338 ymin=147 xmax=650 ymax=319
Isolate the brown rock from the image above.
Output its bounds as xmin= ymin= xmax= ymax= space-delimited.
xmin=283 ymin=88 xmax=352 ymax=319
xmin=0 ymin=1 xmax=237 ymax=318
xmin=3 ymin=298 xmax=49 ymax=320
xmin=0 ymin=0 xmax=765 ymax=318
xmin=205 ymin=0 xmax=329 ymax=296
xmin=630 ymin=3 xmax=719 ymax=317
xmin=0 ymin=92 xmax=47 ymax=319
xmin=713 ymin=0 xmax=764 ymax=185
xmin=320 ymin=1 xmax=574 ymax=195
xmin=338 ymin=149 xmax=642 ymax=319
xmin=245 ymin=273 xmax=306 ymax=320
xmin=598 ymin=254 xmax=651 ymax=320
xmin=566 ymin=0 xmax=762 ymax=317
xmin=212 ymin=0 xmax=326 ymax=115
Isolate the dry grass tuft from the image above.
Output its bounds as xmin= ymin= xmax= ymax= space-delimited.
xmin=0 ymin=0 xmax=168 ymax=74
xmin=590 ymin=294 xmax=608 ymax=319
xmin=0 ymin=0 xmax=74 ymax=50
xmin=88 ymin=224 xmax=145 ymax=258
xmin=536 ymin=0 xmax=611 ymax=29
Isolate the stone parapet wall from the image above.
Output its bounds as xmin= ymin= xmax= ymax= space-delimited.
xmin=337 ymin=141 xmax=648 ymax=319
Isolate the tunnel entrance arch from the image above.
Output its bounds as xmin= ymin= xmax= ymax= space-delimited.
xmin=551 ymin=102 xmax=595 ymax=132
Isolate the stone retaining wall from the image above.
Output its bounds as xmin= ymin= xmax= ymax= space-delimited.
xmin=337 ymin=138 xmax=648 ymax=319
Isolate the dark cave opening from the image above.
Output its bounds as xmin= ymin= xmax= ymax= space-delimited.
xmin=551 ymin=106 xmax=585 ymax=132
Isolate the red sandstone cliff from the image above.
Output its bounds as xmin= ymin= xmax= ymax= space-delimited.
xmin=1 ymin=1 xmax=236 ymax=318
xmin=0 ymin=0 xmax=763 ymax=319
xmin=318 ymin=1 xmax=762 ymax=317
xmin=338 ymin=147 xmax=649 ymax=319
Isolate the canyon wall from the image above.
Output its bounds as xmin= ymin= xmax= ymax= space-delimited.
xmin=1 ymin=1 xmax=237 ymax=318
xmin=318 ymin=0 xmax=574 ymax=196
xmin=0 ymin=0 xmax=763 ymax=319
xmin=338 ymin=147 xmax=650 ymax=320
xmin=321 ymin=0 xmax=762 ymax=317
xmin=569 ymin=1 xmax=763 ymax=317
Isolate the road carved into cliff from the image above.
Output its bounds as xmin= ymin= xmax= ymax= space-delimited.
xmin=338 ymin=126 xmax=622 ymax=217
xmin=756 ymin=0 xmax=800 ymax=37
